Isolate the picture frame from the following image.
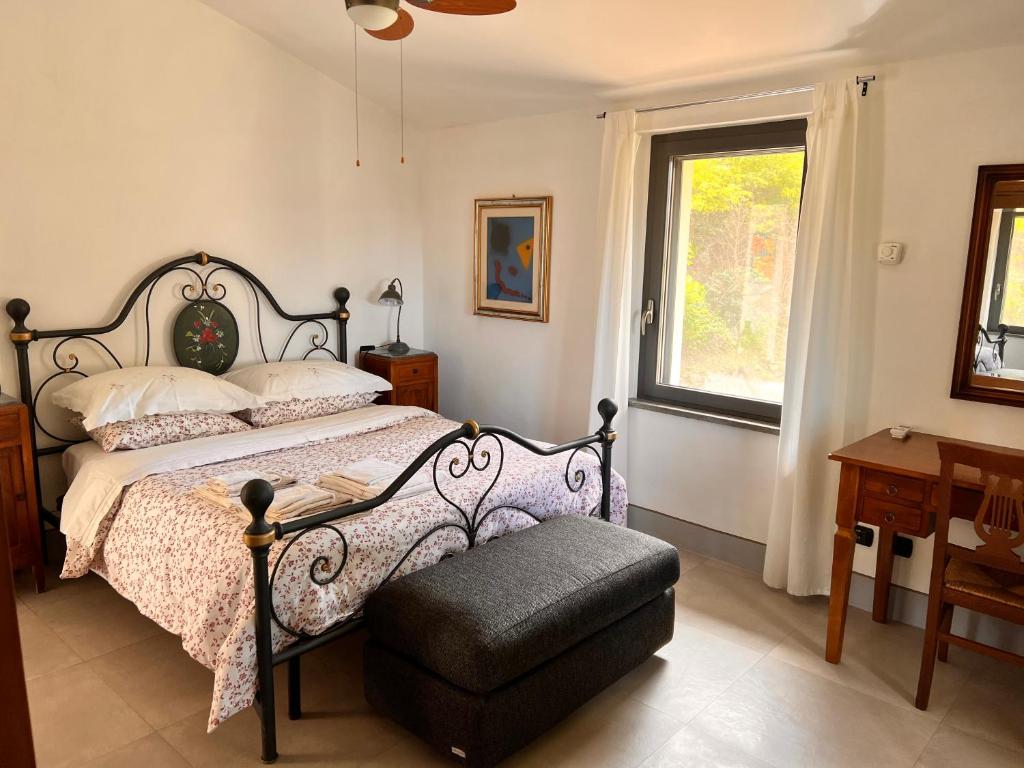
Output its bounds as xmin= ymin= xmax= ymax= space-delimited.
xmin=474 ymin=196 xmax=552 ymax=322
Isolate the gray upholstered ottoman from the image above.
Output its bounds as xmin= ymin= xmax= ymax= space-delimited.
xmin=362 ymin=515 xmax=679 ymax=767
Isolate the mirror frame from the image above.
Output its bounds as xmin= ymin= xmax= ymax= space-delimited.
xmin=951 ymin=163 xmax=1024 ymax=407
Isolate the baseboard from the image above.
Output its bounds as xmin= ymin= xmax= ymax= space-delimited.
xmin=628 ymin=504 xmax=1024 ymax=654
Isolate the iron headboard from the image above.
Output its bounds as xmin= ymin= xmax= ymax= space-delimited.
xmin=5 ymin=252 xmax=352 ymax=474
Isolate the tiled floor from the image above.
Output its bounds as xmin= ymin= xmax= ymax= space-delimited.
xmin=15 ymin=546 xmax=1024 ymax=768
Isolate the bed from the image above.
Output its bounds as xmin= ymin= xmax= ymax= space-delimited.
xmin=5 ymin=252 xmax=624 ymax=763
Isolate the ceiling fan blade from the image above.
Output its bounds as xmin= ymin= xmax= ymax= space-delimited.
xmin=365 ymin=7 xmax=415 ymax=40
xmin=403 ymin=0 xmax=516 ymax=15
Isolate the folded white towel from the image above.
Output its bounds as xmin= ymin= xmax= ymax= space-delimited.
xmin=194 ymin=483 xmax=348 ymax=523
xmin=331 ymin=458 xmax=405 ymax=487
xmin=319 ymin=473 xmax=432 ymax=502
xmin=204 ymin=469 xmax=295 ymax=496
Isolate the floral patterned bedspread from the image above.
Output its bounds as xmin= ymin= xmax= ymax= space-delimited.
xmin=61 ymin=412 xmax=627 ymax=731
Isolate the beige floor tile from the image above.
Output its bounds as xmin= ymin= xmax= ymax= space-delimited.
xmin=81 ymin=733 xmax=191 ymax=768
xmin=159 ymin=654 xmax=404 ymax=768
xmin=160 ymin=705 xmax=403 ymax=768
xmin=769 ymin=604 xmax=970 ymax=718
xmin=88 ymin=632 xmax=215 ymax=729
xmin=675 ymin=561 xmax=825 ymax=653
xmin=15 ymin=564 xmax=107 ymax=610
xmin=610 ymin=621 xmax=765 ymax=722
xmin=677 ymin=547 xmax=706 ymax=577
xmin=290 ymin=628 xmax=375 ymax=713
xmin=502 ymin=689 xmax=684 ymax=768
xmin=27 ymin=664 xmax=152 ymax=768
xmin=941 ymin=664 xmax=1024 ymax=754
xmin=914 ymin=723 xmax=1024 ymax=768
xmin=17 ymin=604 xmax=82 ymax=680
xmin=692 ymin=657 xmax=939 ymax=768
xmin=638 ymin=723 xmax=773 ymax=768
xmin=357 ymin=730 xmax=456 ymax=768
xmin=30 ymin=583 xmax=164 ymax=660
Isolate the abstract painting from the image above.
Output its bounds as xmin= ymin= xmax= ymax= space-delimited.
xmin=474 ymin=196 xmax=552 ymax=322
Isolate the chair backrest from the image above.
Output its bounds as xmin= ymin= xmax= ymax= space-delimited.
xmin=936 ymin=442 xmax=1024 ymax=573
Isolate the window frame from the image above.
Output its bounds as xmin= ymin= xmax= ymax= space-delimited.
xmin=986 ymin=209 xmax=1024 ymax=335
xmin=637 ymin=119 xmax=808 ymax=425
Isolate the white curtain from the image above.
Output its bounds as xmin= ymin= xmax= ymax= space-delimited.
xmin=763 ymin=80 xmax=864 ymax=595
xmin=588 ymin=110 xmax=640 ymax=474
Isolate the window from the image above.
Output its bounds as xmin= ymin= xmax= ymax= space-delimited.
xmin=638 ymin=120 xmax=807 ymax=424
xmin=986 ymin=209 xmax=1024 ymax=333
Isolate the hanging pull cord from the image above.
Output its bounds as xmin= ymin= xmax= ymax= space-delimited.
xmin=354 ymin=25 xmax=361 ymax=168
xmin=400 ymin=39 xmax=406 ymax=165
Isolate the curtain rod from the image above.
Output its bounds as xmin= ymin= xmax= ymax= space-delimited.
xmin=595 ymin=75 xmax=875 ymax=119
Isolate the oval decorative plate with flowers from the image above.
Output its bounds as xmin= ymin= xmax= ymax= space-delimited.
xmin=172 ymin=301 xmax=239 ymax=374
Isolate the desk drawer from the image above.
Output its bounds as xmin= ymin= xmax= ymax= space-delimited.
xmin=861 ymin=496 xmax=923 ymax=533
xmin=863 ymin=470 xmax=925 ymax=504
xmin=393 ymin=359 xmax=435 ymax=386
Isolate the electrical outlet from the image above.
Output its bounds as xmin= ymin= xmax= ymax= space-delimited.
xmin=877 ymin=242 xmax=904 ymax=265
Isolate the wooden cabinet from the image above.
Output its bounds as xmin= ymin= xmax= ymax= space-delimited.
xmin=0 ymin=398 xmax=44 ymax=592
xmin=361 ymin=349 xmax=439 ymax=413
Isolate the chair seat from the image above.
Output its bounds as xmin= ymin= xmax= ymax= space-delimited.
xmin=945 ymin=558 xmax=1024 ymax=610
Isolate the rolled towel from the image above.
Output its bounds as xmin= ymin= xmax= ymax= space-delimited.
xmin=204 ymin=469 xmax=295 ymax=496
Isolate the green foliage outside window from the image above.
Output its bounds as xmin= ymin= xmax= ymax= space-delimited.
xmin=672 ymin=151 xmax=804 ymax=401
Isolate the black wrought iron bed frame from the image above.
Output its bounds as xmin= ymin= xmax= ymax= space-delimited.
xmin=4 ymin=252 xmax=619 ymax=763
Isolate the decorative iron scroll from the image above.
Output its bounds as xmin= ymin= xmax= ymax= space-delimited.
xmin=5 ymin=252 xmax=351 ymax=452
xmin=253 ymin=410 xmax=615 ymax=641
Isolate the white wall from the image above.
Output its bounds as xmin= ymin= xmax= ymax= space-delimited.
xmin=0 ymin=0 xmax=424 ymax=400
xmin=859 ymin=43 xmax=1024 ymax=591
xmin=420 ymin=43 xmax=1024 ymax=594
xmin=419 ymin=111 xmax=604 ymax=441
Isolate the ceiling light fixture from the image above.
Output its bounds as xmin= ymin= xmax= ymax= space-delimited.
xmin=345 ymin=0 xmax=400 ymax=31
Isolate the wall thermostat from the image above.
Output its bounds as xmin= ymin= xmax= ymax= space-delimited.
xmin=878 ymin=242 xmax=904 ymax=265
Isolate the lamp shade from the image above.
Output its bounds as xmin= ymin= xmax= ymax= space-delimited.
xmin=346 ymin=0 xmax=400 ymax=31
xmin=378 ymin=280 xmax=404 ymax=306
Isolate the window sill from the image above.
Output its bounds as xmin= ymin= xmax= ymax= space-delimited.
xmin=628 ymin=398 xmax=781 ymax=436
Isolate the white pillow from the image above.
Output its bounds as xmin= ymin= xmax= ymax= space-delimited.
xmin=222 ymin=360 xmax=392 ymax=403
xmin=52 ymin=366 xmax=262 ymax=431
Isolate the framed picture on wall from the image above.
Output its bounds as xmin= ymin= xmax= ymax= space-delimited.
xmin=474 ymin=196 xmax=552 ymax=323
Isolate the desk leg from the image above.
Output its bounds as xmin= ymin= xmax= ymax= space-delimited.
xmin=826 ymin=464 xmax=860 ymax=664
xmin=872 ymin=528 xmax=895 ymax=623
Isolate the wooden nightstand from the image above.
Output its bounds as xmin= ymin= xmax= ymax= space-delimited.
xmin=361 ymin=348 xmax=438 ymax=413
xmin=0 ymin=396 xmax=44 ymax=592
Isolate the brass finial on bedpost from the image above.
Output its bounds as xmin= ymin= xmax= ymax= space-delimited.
xmin=241 ymin=478 xmax=280 ymax=762
xmin=6 ymin=298 xmax=32 ymax=343
xmin=242 ymin=480 xmax=276 ymax=549
xmin=597 ymin=399 xmax=618 ymax=522
xmin=6 ymin=299 xmax=35 ymax=408
xmin=598 ymin=398 xmax=618 ymax=443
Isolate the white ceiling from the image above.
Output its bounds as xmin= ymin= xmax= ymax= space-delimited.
xmin=200 ymin=0 xmax=1024 ymax=129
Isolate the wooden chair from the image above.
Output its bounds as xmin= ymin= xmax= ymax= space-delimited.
xmin=916 ymin=441 xmax=1024 ymax=710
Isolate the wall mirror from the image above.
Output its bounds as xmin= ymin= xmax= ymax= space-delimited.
xmin=952 ymin=164 xmax=1024 ymax=406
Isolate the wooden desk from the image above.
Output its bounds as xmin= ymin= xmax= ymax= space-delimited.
xmin=825 ymin=429 xmax=1008 ymax=664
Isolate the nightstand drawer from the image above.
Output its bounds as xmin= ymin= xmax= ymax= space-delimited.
xmin=863 ymin=469 xmax=926 ymax=504
xmin=861 ymin=496 xmax=923 ymax=533
xmin=0 ymin=411 xmax=21 ymax=443
xmin=393 ymin=359 xmax=435 ymax=386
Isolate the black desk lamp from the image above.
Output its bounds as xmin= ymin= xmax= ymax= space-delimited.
xmin=378 ymin=278 xmax=409 ymax=355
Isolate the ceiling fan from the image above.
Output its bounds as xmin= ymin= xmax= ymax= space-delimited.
xmin=345 ymin=0 xmax=517 ymax=42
